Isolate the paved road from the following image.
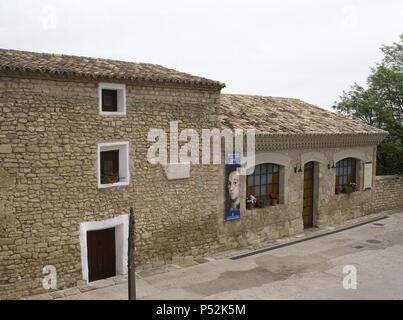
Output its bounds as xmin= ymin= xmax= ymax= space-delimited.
xmin=63 ymin=211 xmax=403 ymax=300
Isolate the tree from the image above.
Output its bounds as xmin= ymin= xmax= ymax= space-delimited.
xmin=333 ymin=35 xmax=403 ymax=175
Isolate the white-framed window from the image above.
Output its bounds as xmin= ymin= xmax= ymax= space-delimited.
xmin=97 ymin=142 xmax=130 ymax=188
xmin=99 ymin=83 xmax=126 ymax=115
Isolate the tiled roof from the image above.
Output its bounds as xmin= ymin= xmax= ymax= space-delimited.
xmin=219 ymin=94 xmax=387 ymax=135
xmin=0 ymin=49 xmax=225 ymax=89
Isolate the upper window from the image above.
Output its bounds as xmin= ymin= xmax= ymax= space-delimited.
xmin=247 ymin=163 xmax=280 ymax=206
xmin=102 ymin=89 xmax=118 ymax=112
xmin=99 ymin=83 xmax=126 ymax=115
xmin=335 ymin=158 xmax=357 ymax=193
xmin=98 ymin=142 xmax=129 ymax=188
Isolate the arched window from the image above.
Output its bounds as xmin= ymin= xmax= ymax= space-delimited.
xmin=335 ymin=158 xmax=357 ymax=193
xmin=247 ymin=163 xmax=280 ymax=206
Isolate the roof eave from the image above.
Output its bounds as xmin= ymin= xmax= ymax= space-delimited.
xmin=0 ymin=68 xmax=226 ymax=90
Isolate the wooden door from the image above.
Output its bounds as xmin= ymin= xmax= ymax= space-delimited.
xmin=87 ymin=228 xmax=116 ymax=282
xmin=302 ymin=162 xmax=314 ymax=227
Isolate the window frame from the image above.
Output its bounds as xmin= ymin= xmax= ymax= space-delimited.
xmin=99 ymin=83 xmax=126 ymax=116
xmin=246 ymin=163 xmax=280 ymax=206
xmin=335 ymin=157 xmax=357 ymax=192
xmin=97 ymin=142 xmax=130 ymax=189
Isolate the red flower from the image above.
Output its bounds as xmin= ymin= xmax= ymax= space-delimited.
xmin=335 ymin=184 xmax=344 ymax=194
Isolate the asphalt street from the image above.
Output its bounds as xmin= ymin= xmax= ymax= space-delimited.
xmin=61 ymin=210 xmax=403 ymax=300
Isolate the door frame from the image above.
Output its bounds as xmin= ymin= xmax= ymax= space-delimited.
xmin=79 ymin=214 xmax=128 ymax=282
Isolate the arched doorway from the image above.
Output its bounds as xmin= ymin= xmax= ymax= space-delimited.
xmin=302 ymin=161 xmax=315 ymax=228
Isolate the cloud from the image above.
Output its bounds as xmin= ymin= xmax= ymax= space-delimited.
xmin=340 ymin=4 xmax=358 ymax=31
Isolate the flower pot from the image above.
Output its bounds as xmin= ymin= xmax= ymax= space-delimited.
xmin=102 ymin=175 xmax=119 ymax=184
xmin=271 ymin=199 xmax=278 ymax=206
xmin=343 ymin=186 xmax=353 ymax=194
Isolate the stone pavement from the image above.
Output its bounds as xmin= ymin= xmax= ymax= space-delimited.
xmin=27 ymin=209 xmax=403 ymax=300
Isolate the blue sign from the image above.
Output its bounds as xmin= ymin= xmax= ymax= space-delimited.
xmin=225 ymin=210 xmax=240 ymax=221
xmin=227 ymin=153 xmax=241 ymax=166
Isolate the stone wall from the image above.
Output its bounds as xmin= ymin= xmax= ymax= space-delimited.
xmin=372 ymin=175 xmax=403 ymax=212
xmin=0 ymin=75 xmax=221 ymax=299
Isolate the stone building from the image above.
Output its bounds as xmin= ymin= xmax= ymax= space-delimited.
xmin=0 ymin=49 xmax=402 ymax=299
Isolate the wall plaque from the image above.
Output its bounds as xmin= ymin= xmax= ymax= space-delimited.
xmin=364 ymin=162 xmax=373 ymax=190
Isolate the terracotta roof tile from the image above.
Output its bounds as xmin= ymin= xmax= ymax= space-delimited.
xmin=0 ymin=49 xmax=225 ymax=89
xmin=219 ymin=94 xmax=387 ymax=135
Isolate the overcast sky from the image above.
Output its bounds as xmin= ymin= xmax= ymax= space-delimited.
xmin=0 ymin=0 xmax=402 ymax=110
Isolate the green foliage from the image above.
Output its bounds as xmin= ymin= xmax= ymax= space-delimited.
xmin=334 ymin=35 xmax=403 ymax=175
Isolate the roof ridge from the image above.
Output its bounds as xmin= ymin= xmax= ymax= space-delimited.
xmin=222 ymin=93 xmax=299 ymax=100
xmin=0 ymin=48 xmax=163 ymax=67
xmin=0 ymin=48 xmax=226 ymax=89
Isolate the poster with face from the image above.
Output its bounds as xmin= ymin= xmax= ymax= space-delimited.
xmin=227 ymin=168 xmax=240 ymax=211
xmin=225 ymin=153 xmax=241 ymax=221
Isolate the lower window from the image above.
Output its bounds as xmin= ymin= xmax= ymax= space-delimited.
xmin=246 ymin=163 xmax=280 ymax=208
xmin=335 ymin=158 xmax=357 ymax=194
xmin=101 ymin=150 xmax=120 ymax=184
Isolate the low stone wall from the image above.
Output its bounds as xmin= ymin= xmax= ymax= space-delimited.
xmin=318 ymin=175 xmax=403 ymax=227
xmin=372 ymin=175 xmax=403 ymax=212
xmin=217 ymin=204 xmax=303 ymax=251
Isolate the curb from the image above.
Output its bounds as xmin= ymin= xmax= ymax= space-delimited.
xmin=231 ymin=213 xmax=393 ymax=260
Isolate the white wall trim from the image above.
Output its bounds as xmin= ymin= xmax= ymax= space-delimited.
xmin=301 ymin=151 xmax=326 ymax=165
xmin=245 ymin=152 xmax=291 ymax=174
xmin=333 ymin=149 xmax=369 ymax=163
xmin=99 ymin=83 xmax=126 ymax=116
xmin=79 ymin=214 xmax=129 ymax=282
xmin=97 ymin=141 xmax=130 ymax=189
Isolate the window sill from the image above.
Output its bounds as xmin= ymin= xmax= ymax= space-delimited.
xmin=246 ymin=203 xmax=285 ymax=211
xmin=100 ymin=111 xmax=126 ymax=116
xmin=335 ymin=190 xmax=360 ymax=195
xmin=98 ymin=181 xmax=129 ymax=189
